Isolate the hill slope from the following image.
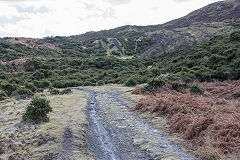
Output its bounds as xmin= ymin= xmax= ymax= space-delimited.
xmin=0 ymin=0 xmax=240 ymax=100
xmin=70 ymin=0 xmax=240 ymax=57
xmin=163 ymin=0 xmax=240 ymax=28
xmin=3 ymin=0 xmax=240 ymax=58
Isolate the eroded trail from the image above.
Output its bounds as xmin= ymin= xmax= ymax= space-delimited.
xmin=58 ymin=127 xmax=73 ymax=160
xmin=78 ymin=87 xmax=195 ymax=160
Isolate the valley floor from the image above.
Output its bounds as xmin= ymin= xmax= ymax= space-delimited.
xmin=0 ymin=86 xmax=195 ymax=160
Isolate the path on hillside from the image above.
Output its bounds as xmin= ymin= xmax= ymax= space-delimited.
xmin=112 ymin=39 xmax=125 ymax=57
xmin=76 ymin=87 xmax=195 ymax=160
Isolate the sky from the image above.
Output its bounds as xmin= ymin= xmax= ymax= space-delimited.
xmin=0 ymin=0 xmax=220 ymax=38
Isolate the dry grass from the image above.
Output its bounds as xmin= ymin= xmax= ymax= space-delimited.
xmin=0 ymin=90 xmax=93 ymax=160
xmin=133 ymin=80 xmax=240 ymax=159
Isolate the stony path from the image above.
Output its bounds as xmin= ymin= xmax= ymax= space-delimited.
xmin=78 ymin=88 xmax=195 ymax=160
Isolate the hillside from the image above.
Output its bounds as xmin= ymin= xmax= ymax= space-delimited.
xmin=163 ymin=0 xmax=240 ymax=28
xmin=71 ymin=0 xmax=240 ymax=57
xmin=0 ymin=0 xmax=240 ymax=100
xmin=1 ymin=28 xmax=240 ymax=99
xmin=1 ymin=1 xmax=240 ymax=159
xmin=2 ymin=32 xmax=240 ymax=158
xmin=2 ymin=0 xmax=240 ymax=58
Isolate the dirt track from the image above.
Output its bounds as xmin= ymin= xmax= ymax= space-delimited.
xmin=76 ymin=86 xmax=195 ymax=160
xmin=0 ymin=86 xmax=195 ymax=160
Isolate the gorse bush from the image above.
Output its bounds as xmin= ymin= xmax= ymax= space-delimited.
xmin=25 ymin=83 xmax=37 ymax=93
xmin=147 ymin=77 xmax=165 ymax=88
xmin=143 ymin=77 xmax=166 ymax=92
xmin=0 ymin=91 xmax=7 ymax=101
xmin=60 ymin=88 xmax=72 ymax=95
xmin=0 ymin=81 xmax=18 ymax=96
xmin=125 ymin=78 xmax=137 ymax=87
xmin=33 ymin=80 xmax=52 ymax=89
xmin=97 ymin=80 xmax=104 ymax=86
xmin=230 ymin=31 xmax=240 ymax=41
xmin=49 ymin=87 xmax=71 ymax=95
xmin=11 ymin=87 xmax=34 ymax=99
xmin=53 ymin=80 xmax=82 ymax=88
xmin=23 ymin=97 xmax=52 ymax=123
xmin=49 ymin=88 xmax=60 ymax=95
xmin=83 ymin=81 xmax=96 ymax=86
xmin=172 ymin=82 xmax=188 ymax=90
xmin=190 ymin=85 xmax=204 ymax=94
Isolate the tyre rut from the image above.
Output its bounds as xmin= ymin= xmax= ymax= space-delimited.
xmin=77 ymin=88 xmax=195 ymax=160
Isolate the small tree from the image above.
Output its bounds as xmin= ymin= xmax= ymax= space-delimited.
xmin=23 ymin=97 xmax=52 ymax=123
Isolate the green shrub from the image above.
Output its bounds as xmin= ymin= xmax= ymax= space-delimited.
xmin=83 ymin=81 xmax=95 ymax=86
xmin=172 ymin=82 xmax=188 ymax=90
xmin=32 ymin=70 xmax=45 ymax=80
xmin=69 ymin=59 xmax=82 ymax=66
xmin=37 ymin=88 xmax=44 ymax=93
xmin=33 ymin=80 xmax=52 ymax=89
xmin=11 ymin=87 xmax=34 ymax=98
xmin=166 ymin=73 xmax=180 ymax=81
xmin=53 ymin=80 xmax=81 ymax=88
xmin=8 ymin=77 xmax=21 ymax=84
xmin=0 ymin=91 xmax=7 ymax=101
xmin=144 ymin=77 xmax=165 ymax=92
xmin=150 ymin=67 xmax=161 ymax=76
xmin=97 ymin=80 xmax=105 ymax=86
xmin=112 ymin=51 xmax=120 ymax=56
xmin=147 ymin=77 xmax=165 ymax=88
xmin=0 ymin=71 xmax=7 ymax=79
xmin=190 ymin=85 xmax=204 ymax=94
xmin=137 ymin=76 xmax=149 ymax=84
xmin=53 ymin=80 xmax=67 ymax=88
xmin=183 ymin=76 xmax=193 ymax=83
xmin=0 ymin=82 xmax=18 ymax=96
xmin=230 ymin=31 xmax=240 ymax=41
xmin=209 ymin=54 xmax=226 ymax=64
xmin=125 ymin=78 xmax=137 ymax=87
xmin=23 ymin=97 xmax=52 ymax=123
xmin=60 ymin=88 xmax=72 ymax=95
xmin=25 ymin=83 xmax=37 ymax=93
xmin=49 ymin=88 xmax=60 ymax=95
